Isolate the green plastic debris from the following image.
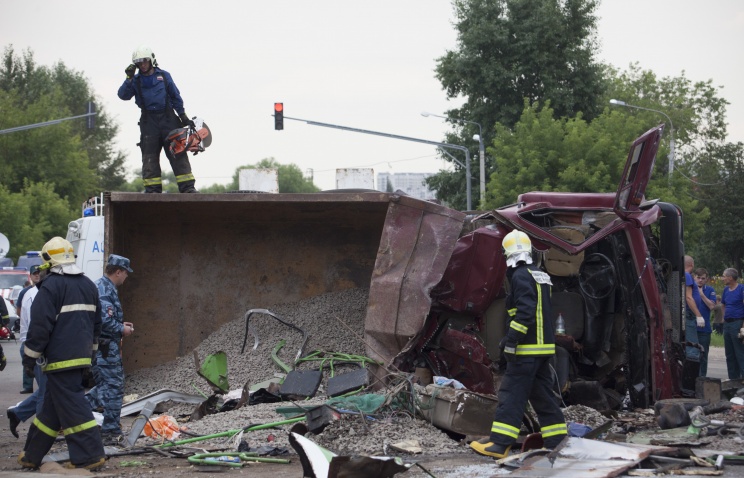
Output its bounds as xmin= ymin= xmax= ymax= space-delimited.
xmin=327 ymin=393 xmax=385 ymax=414
xmin=195 ymin=351 xmax=229 ymax=393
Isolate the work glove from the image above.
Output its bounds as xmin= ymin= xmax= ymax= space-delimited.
xmin=0 ymin=353 xmax=6 ymax=371
xmin=179 ymin=113 xmax=196 ymax=129
xmin=696 ymin=316 xmax=705 ymax=328
xmin=22 ymin=355 xmax=36 ymax=379
xmin=499 ymin=336 xmax=517 ymax=363
xmin=125 ymin=64 xmax=136 ymax=80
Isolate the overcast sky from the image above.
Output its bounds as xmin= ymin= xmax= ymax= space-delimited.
xmin=3 ymin=1 xmax=743 ymax=192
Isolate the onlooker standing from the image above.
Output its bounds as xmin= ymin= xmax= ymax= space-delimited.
xmin=684 ymin=256 xmax=704 ymax=360
xmin=720 ymin=268 xmax=744 ymax=379
xmin=18 ymin=265 xmax=41 ymax=394
xmin=694 ymin=268 xmax=717 ymax=376
xmin=7 ymin=273 xmax=46 ymax=439
xmin=18 ymin=237 xmax=105 ymax=470
xmin=86 ymin=254 xmax=134 ymax=444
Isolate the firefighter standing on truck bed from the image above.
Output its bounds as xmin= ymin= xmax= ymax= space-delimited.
xmin=118 ymin=44 xmax=197 ymax=193
xmin=18 ymin=237 xmax=105 ymax=471
xmin=470 ymin=230 xmax=567 ymax=459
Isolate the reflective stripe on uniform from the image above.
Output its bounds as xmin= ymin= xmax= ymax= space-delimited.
xmin=32 ymin=417 xmax=58 ymax=438
xmin=510 ymin=321 xmax=528 ymax=334
xmin=43 ymin=357 xmax=91 ymax=372
xmin=508 ymin=308 xmax=517 ymax=317
xmin=535 ymin=279 xmax=544 ymax=344
xmin=143 ymin=177 xmax=162 ymax=186
xmin=60 ymin=304 xmax=97 ymax=314
xmin=63 ymin=419 xmax=98 ymax=436
xmin=515 ymin=343 xmax=555 ymax=355
xmin=491 ymin=421 xmax=520 ymax=439
xmin=176 ymin=172 xmax=195 ymax=183
xmin=541 ymin=422 xmax=568 ymax=438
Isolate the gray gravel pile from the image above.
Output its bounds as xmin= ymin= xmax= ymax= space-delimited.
xmin=125 ymin=288 xmax=370 ymax=397
xmin=562 ymin=404 xmax=609 ymax=429
xmin=312 ymin=414 xmax=468 ymax=456
xmin=136 ymin=398 xmax=469 ymax=457
xmin=124 ymin=287 xmax=470 ymax=456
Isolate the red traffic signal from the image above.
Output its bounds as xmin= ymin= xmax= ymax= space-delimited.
xmin=274 ymin=102 xmax=284 ymax=130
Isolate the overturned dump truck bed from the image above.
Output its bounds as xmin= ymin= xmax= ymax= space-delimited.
xmin=104 ymin=192 xmax=465 ymax=372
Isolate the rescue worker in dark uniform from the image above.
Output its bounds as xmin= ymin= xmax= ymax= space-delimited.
xmin=118 ymin=44 xmax=197 ymax=193
xmin=18 ymin=237 xmax=105 ymax=471
xmin=470 ymin=230 xmax=567 ymax=458
xmin=86 ymin=254 xmax=134 ymax=444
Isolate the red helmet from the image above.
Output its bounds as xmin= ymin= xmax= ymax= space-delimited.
xmin=0 ymin=326 xmax=10 ymax=340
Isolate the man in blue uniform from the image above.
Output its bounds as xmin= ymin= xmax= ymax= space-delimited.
xmin=86 ymin=254 xmax=134 ymax=444
xmin=18 ymin=237 xmax=104 ymax=470
xmin=470 ymin=230 xmax=567 ymax=458
xmin=118 ymin=45 xmax=197 ymax=193
xmin=694 ymin=268 xmax=717 ymax=376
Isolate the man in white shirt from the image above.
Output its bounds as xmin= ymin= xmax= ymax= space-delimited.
xmin=6 ymin=271 xmax=45 ymax=439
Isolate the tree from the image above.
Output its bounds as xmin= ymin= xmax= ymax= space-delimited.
xmin=230 ymin=158 xmax=320 ymax=193
xmin=485 ymin=100 xmax=709 ymax=245
xmin=428 ymin=0 xmax=606 ymax=208
xmin=118 ymin=159 xmax=321 ymax=193
xmin=689 ymin=142 xmax=744 ymax=273
xmin=0 ymin=45 xmax=128 ymax=203
xmin=0 ymin=181 xmax=77 ymax=258
xmin=605 ymin=64 xmax=729 ymax=150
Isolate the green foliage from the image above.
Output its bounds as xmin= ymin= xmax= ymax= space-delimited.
xmin=230 ymin=158 xmax=320 ymax=193
xmin=0 ymin=45 xmax=128 ymax=260
xmin=486 ymin=101 xmax=641 ymax=207
xmin=484 ymin=101 xmax=710 ymax=244
xmin=0 ymin=46 xmax=128 ymax=197
xmin=0 ymin=181 xmax=77 ymax=258
xmin=429 ymin=0 xmax=606 ymax=208
xmin=688 ymin=142 xmax=744 ymax=273
xmin=119 ymin=158 xmax=320 ymax=194
xmin=604 ymin=64 xmax=729 ymax=148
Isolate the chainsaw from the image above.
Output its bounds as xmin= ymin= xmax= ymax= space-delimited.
xmin=166 ymin=117 xmax=212 ymax=157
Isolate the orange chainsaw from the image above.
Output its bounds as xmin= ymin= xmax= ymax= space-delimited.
xmin=166 ymin=117 xmax=212 ymax=157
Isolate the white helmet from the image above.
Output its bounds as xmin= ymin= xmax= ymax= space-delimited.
xmin=132 ymin=45 xmax=157 ymax=67
xmin=41 ymin=236 xmax=76 ymax=267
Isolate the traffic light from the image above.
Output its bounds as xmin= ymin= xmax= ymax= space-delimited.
xmin=274 ymin=102 xmax=284 ymax=130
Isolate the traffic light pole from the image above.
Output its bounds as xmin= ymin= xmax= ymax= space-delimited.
xmin=0 ymin=101 xmax=96 ymax=135
xmin=282 ymin=115 xmax=473 ymax=210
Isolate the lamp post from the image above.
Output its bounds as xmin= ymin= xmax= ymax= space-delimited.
xmin=422 ymin=112 xmax=485 ymax=206
xmin=282 ymin=114 xmax=473 ymax=210
xmin=609 ymin=99 xmax=675 ymax=185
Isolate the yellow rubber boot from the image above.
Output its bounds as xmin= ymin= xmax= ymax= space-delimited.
xmin=469 ymin=441 xmax=512 ymax=458
xmin=64 ymin=456 xmax=106 ymax=470
xmin=17 ymin=451 xmax=38 ymax=469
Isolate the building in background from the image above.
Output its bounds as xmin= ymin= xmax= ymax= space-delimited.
xmin=377 ymin=172 xmax=437 ymax=200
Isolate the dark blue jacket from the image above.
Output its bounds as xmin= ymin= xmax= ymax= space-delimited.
xmin=505 ymin=263 xmax=555 ymax=356
xmin=24 ymin=273 xmax=101 ymax=373
xmin=118 ymin=67 xmax=185 ymax=115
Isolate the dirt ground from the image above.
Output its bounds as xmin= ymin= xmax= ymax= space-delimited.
xmin=3 ymin=343 xmax=744 ymax=477
xmin=0 ymin=425 xmax=497 ymax=478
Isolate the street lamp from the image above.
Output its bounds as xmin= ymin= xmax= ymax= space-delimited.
xmin=280 ymin=113 xmax=474 ymax=209
xmin=609 ymin=99 xmax=675 ymax=184
xmin=422 ymin=112 xmax=485 ymax=206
